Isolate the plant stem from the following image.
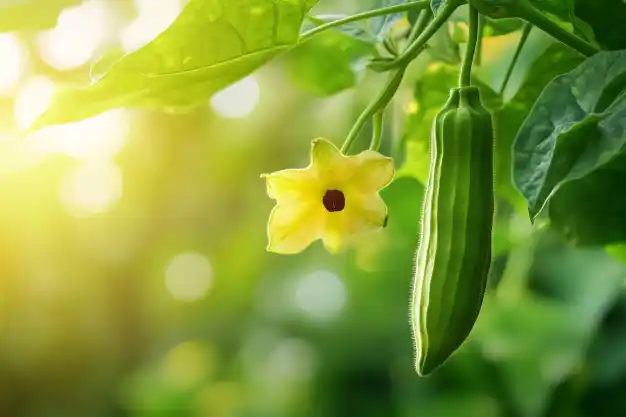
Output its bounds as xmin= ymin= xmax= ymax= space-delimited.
xmin=370 ymin=111 xmax=384 ymax=151
xmin=299 ymin=0 xmax=430 ymax=43
xmin=459 ymin=5 xmax=479 ymax=88
xmin=500 ymin=22 xmax=532 ymax=94
xmin=383 ymin=1 xmax=462 ymax=69
xmin=341 ymin=68 xmax=405 ymax=154
xmin=341 ymin=10 xmax=431 ymax=154
xmin=513 ymin=1 xmax=599 ymax=57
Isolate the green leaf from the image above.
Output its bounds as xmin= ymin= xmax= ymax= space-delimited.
xmin=548 ymin=155 xmax=626 ymax=246
xmin=303 ymin=15 xmax=379 ymax=44
xmin=489 ymin=40 xmax=584 ymax=213
xmin=285 ymin=30 xmax=374 ymax=96
xmin=28 ymin=0 xmax=319 ymax=132
xmin=575 ymin=0 xmax=626 ymax=50
xmin=0 ymin=0 xmax=80 ymax=32
xmin=529 ymin=0 xmax=595 ymax=42
xmin=430 ymin=0 xmax=447 ymax=14
xmin=512 ymin=49 xmax=626 ymax=220
xmin=365 ymin=0 xmax=414 ymax=39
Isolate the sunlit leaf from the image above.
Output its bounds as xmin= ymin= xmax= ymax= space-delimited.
xmin=28 ymin=0 xmax=319 ymax=132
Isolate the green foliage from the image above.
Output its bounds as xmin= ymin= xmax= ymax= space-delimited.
xmin=0 ymin=0 xmax=80 ymax=32
xmin=513 ymin=49 xmax=626 ymax=220
xmin=285 ymin=30 xmax=373 ymax=96
xmin=575 ymin=0 xmax=626 ymax=50
xmin=530 ymin=0 xmax=596 ymax=41
xmin=5 ymin=0 xmax=626 ymax=415
xmin=493 ymin=40 xmax=584 ymax=212
xmin=27 ymin=0 xmax=319 ymax=132
xmin=549 ymin=155 xmax=626 ymax=246
xmin=363 ymin=0 xmax=416 ymax=39
xmin=303 ymin=14 xmax=380 ymax=43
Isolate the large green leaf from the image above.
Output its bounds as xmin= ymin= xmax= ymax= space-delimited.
xmin=285 ymin=29 xmax=374 ymax=96
xmin=575 ymin=0 xmax=626 ymax=50
xmin=492 ymin=41 xmax=584 ymax=213
xmin=28 ymin=0 xmax=319 ymax=132
xmin=549 ymin=155 xmax=626 ymax=246
xmin=0 ymin=0 xmax=80 ymax=32
xmin=512 ymin=49 xmax=626 ymax=220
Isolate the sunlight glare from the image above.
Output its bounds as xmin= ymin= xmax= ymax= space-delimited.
xmin=210 ymin=76 xmax=261 ymax=119
xmin=14 ymin=76 xmax=56 ymax=131
xmin=0 ymin=34 xmax=26 ymax=94
xmin=165 ymin=252 xmax=213 ymax=302
xmin=37 ymin=1 xmax=111 ymax=70
xmin=60 ymin=160 xmax=123 ymax=217
xmin=121 ymin=0 xmax=183 ymax=53
xmin=30 ymin=110 xmax=130 ymax=160
xmin=293 ymin=270 xmax=346 ymax=322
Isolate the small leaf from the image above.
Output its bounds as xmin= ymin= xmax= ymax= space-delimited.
xmin=365 ymin=0 xmax=415 ymax=40
xmin=430 ymin=0 xmax=447 ymax=15
xmin=303 ymin=15 xmax=379 ymax=44
xmin=513 ymin=49 xmax=626 ymax=220
xmin=28 ymin=0 xmax=319 ymax=132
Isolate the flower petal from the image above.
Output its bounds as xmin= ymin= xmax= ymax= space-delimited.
xmin=262 ymin=168 xmax=319 ymax=204
xmin=321 ymin=192 xmax=388 ymax=253
xmin=343 ymin=192 xmax=388 ymax=233
xmin=267 ymin=202 xmax=323 ymax=255
xmin=348 ymin=150 xmax=395 ymax=193
xmin=310 ymin=138 xmax=355 ymax=186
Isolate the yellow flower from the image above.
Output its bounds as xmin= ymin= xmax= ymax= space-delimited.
xmin=262 ymin=138 xmax=395 ymax=255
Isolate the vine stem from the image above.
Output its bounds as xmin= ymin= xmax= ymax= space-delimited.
xmin=459 ymin=4 xmax=479 ymax=88
xmin=370 ymin=112 xmax=384 ymax=151
xmin=512 ymin=0 xmax=599 ymax=57
xmin=341 ymin=68 xmax=405 ymax=154
xmin=500 ymin=22 xmax=532 ymax=94
xmin=383 ymin=1 xmax=462 ymax=70
xmin=340 ymin=10 xmax=431 ymax=154
xmin=299 ymin=0 xmax=430 ymax=43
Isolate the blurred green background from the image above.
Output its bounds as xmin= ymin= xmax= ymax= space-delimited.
xmin=1 ymin=1 xmax=626 ymax=417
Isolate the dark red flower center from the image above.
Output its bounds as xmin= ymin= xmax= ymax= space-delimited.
xmin=322 ymin=189 xmax=345 ymax=212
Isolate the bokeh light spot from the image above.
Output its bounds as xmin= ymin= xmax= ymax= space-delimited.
xmin=293 ymin=270 xmax=346 ymax=321
xmin=162 ymin=340 xmax=213 ymax=389
xmin=0 ymin=34 xmax=25 ymax=94
xmin=37 ymin=1 xmax=111 ymax=70
xmin=210 ymin=76 xmax=260 ymax=119
xmin=165 ymin=252 xmax=213 ymax=301
xmin=14 ymin=76 xmax=56 ymax=131
xmin=29 ymin=110 xmax=130 ymax=160
xmin=60 ymin=161 xmax=123 ymax=217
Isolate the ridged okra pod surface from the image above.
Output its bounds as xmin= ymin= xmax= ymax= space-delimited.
xmin=412 ymin=86 xmax=495 ymax=376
